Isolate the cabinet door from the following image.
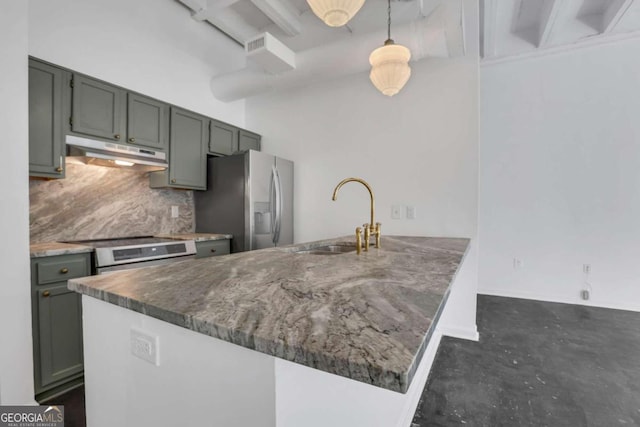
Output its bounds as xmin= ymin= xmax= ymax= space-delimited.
xmin=239 ymin=130 xmax=261 ymax=152
xmin=209 ymin=119 xmax=238 ymax=156
xmin=168 ymin=108 xmax=207 ymax=190
xmin=29 ymin=60 xmax=65 ymax=178
xmin=36 ymin=285 xmax=83 ymax=390
xmin=127 ymin=93 xmax=169 ymax=150
xmin=71 ymin=74 xmax=126 ymax=141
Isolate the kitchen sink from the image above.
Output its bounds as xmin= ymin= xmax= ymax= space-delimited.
xmin=293 ymin=244 xmax=358 ymax=255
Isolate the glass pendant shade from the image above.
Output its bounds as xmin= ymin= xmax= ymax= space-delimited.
xmin=306 ymin=0 xmax=365 ymax=27
xmin=369 ymin=41 xmax=411 ymax=96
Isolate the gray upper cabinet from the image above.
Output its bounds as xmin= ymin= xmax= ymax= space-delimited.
xmin=27 ymin=58 xmax=262 ymax=186
xmin=71 ymin=74 xmax=126 ymax=142
xmin=209 ymin=119 xmax=238 ymax=156
xmin=29 ymin=59 xmax=65 ymax=178
xmin=127 ymin=93 xmax=169 ymax=151
xmin=239 ymin=129 xmax=261 ymax=152
xmin=150 ymin=107 xmax=207 ymax=190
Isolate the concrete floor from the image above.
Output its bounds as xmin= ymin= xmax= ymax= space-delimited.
xmin=412 ymin=295 xmax=640 ymax=427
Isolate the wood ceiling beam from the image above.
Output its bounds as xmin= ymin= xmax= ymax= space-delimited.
xmin=204 ymin=9 xmax=259 ymax=44
xmin=537 ymin=0 xmax=566 ymax=47
xmin=178 ymin=0 xmax=257 ymax=45
xmin=602 ymin=0 xmax=635 ymax=33
xmin=250 ymin=0 xmax=301 ymax=37
xmin=192 ymin=0 xmax=242 ymax=20
xmin=443 ymin=0 xmax=465 ymax=58
xmin=481 ymin=0 xmax=498 ymax=58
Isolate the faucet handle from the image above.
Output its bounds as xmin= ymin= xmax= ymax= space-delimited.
xmin=363 ymin=224 xmax=370 ymax=252
xmin=355 ymin=227 xmax=363 ymax=255
xmin=375 ymin=222 xmax=382 ymax=248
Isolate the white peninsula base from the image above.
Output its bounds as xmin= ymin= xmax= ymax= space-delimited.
xmin=82 ymin=296 xmax=444 ymax=427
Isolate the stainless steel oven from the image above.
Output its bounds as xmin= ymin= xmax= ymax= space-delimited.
xmin=66 ymin=237 xmax=197 ymax=275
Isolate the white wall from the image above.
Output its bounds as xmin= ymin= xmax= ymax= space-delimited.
xmin=28 ymin=0 xmax=246 ymax=126
xmin=245 ymin=58 xmax=478 ymax=244
xmin=245 ymin=0 xmax=480 ymax=339
xmin=479 ymin=37 xmax=640 ymax=311
xmin=0 ymin=0 xmax=35 ymax=405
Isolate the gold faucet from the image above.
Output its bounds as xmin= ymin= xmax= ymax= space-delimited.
xmin=332 ymin=177 xmax=382 ymax=255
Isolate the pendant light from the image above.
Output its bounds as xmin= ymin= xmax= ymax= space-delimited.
xmin=306 ymin=0 xmax=365 ymax=27
xmin=369 ymin=0 xmax=411 ymax=96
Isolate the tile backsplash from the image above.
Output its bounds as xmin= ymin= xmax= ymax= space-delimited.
xmin=30 ymin=163 xmax=194 ymax=242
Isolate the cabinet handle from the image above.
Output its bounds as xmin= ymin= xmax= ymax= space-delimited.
xmin=129 ymin=137 xmax=136 ymax=143
xmin=210 ymin=249 xmax=216 ymax=253
xmin=60 ymin=267 xmax=69 ymax=274
xmin=114 ymin=134 xmax=121 ymax=140
xmin=55 ymin=167 xmax=64 ymax=173
xmin=43 ymin=291 xmax=50 ymax=298
xmin=171 ymin=178 xmax=176 ymax=184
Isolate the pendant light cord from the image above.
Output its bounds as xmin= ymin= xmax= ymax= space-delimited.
xmin=386 ymin=0 xmax=393 ymax=45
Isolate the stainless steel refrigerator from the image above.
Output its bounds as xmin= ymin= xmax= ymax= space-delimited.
xmin=195 ymin=150 xmax=293 ymax=253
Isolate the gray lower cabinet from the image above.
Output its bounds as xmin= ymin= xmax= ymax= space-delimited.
xmin=71 ymin=74 xmax=127 ymax=142
xmin=195 ymin=239 xmax=231 ymax=258
xmin=127 ymin=92 xmax=169 ymax=151
xmin=29 ymin=59 xmax=65 ymax=178
xmin=209 ymin=119 xmax=238 ymax=156
xmin=31 ymin=253 xmax=90 ymax=399
xmin=239 ymin=130 xmax=261 ymax=152
xmin=149 ymin=107 xmax=207 ymax=190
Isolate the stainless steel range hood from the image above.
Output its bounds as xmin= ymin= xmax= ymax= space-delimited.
xmin=66 ymin=135 xmax=168 ymax=172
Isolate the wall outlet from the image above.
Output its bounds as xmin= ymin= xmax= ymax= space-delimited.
xmin=406 ymin=206 xmax=417 ymax=220
xmin=513 ymin=258 xmax=523 ymax=270
xmin=581 ymin=290 xmax=590 ymax=300
xmin=583 ymin=264 xmax=591 ymax=274
xmin=171 ymin=205 xmax=179 ymax=218
xmin=131 ymin=328 xmax=159 ymax=366
xmin=391 ymin=205 xmax=404 ymax=220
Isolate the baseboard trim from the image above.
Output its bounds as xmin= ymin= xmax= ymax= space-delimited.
xmin=479 ymin=288 xmax=640 ymax=313
xmin=438 ymin=325 xmax=479 ymax=342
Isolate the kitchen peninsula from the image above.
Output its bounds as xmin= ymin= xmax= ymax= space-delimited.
xmin=68 ymin=235 xmax=469 ymax=427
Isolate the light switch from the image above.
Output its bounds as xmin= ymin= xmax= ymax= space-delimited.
xmin=391 ymin=205 xmax=403 ymax=220
xmin=406 ymin=206 xmax=416 ymax=220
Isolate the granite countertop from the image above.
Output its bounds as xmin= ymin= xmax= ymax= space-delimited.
xmin=154 ymin=233 xmax=233 ymax=242
xmin=68 ymin=235 xmax=469 ymax=393
xmin=30 ymin=242 xmax=94 ymax=258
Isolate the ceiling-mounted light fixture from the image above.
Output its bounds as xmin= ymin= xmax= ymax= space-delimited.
xmin=306 ymin=0 xmax=365 ymax=27
xmin=369 ymin=0 xmax=411 ymax=96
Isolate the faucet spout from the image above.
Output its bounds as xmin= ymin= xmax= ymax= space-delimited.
xmin=331 ymin=177 xmax=376 ymax=234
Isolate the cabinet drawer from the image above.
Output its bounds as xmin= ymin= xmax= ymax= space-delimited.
xmin=35 ymin=255 xmax=90 ymax=285
xmin=195 ymin=240 xmax=230 ymax=258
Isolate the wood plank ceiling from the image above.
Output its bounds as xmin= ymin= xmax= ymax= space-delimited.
xmin=482 ymin=0 xmax=640 ymax=62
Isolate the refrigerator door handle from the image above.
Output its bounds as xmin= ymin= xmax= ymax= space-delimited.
xmin=273 ymin=165 xmax=283 ymax=245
